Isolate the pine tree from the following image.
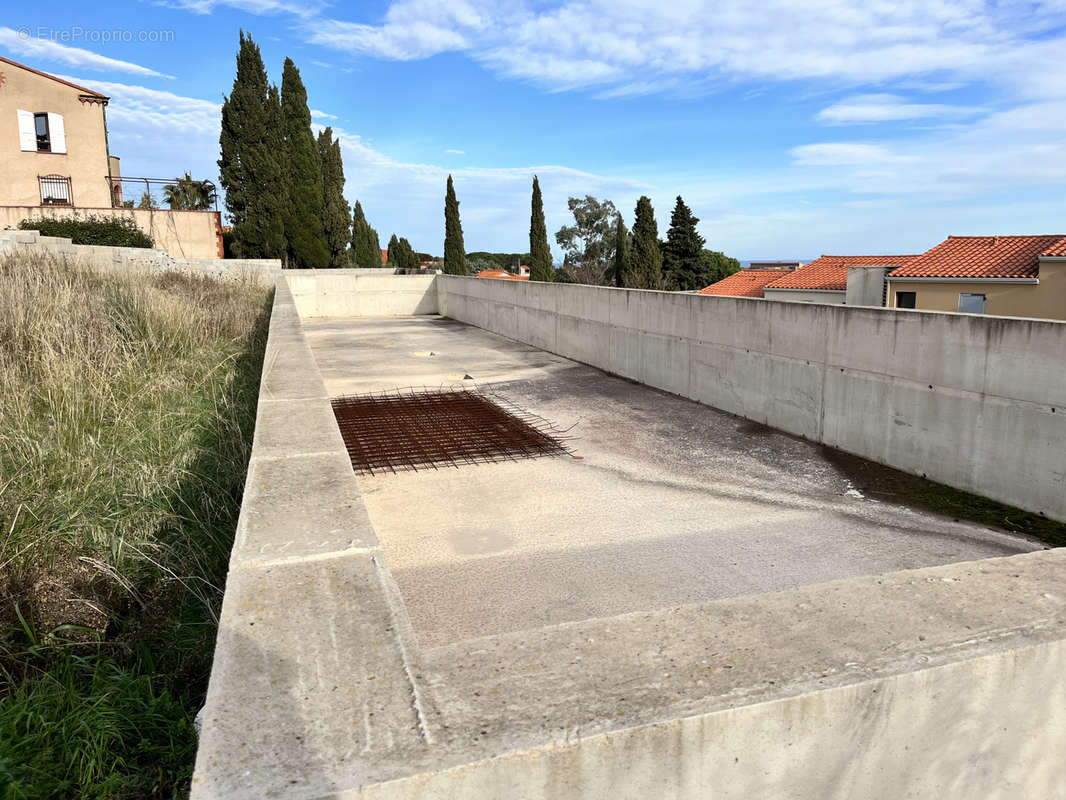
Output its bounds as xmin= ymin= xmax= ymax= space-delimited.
xmin=386 ymin=234 xmax=400 ymax=267
xmin=443 ymin=175 xmax=466 ymax=275
xmin=529 ymin=175 xmax=553 ymax=282
xmin=350 ymin=200 xmax=383 ymax=268
xmin=611 ymin=214 xmax=628 ymax=287
xmin=280 ymin=57 xmax=329 ymax=269
xmin=218 ymin=32 xmax=285 ymax=259
xmin=317 ymin=126 xmax=350 ymax=269
xmin=629 ymin=196 xmax=662 ymax=289
xmin=662 ymin=195 xmax=706 ymax=290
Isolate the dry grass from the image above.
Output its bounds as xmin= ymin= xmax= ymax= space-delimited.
xmin=0 ymin=252 xmax=271 ymax=798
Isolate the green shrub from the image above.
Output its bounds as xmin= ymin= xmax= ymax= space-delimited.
xmin=17 ymin=214 xmax=154 ymax=249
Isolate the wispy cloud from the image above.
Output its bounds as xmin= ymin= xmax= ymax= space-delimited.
xmin=817 ymin=94 xmax=986 ymax=125
xmin=790 ymin=143 xmax=913 ymax=166
xmin=310 ymin=108 xmax=337 ymax=119
xmin=58 ymin=76 xmax=220 ymax=132
xmin=313 ymin=123 xmax=650 ymax=253
xmin=0 ymin=27 xmax=172 ymax=78
xmin=444 ymin=148 xmax=465 ymax=155
xmin=165 ymin=0 xmax=324 ymax=17
xmin=299 ymin=1 xmax=1066 ymax=101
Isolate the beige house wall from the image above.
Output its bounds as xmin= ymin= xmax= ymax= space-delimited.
xmin=888 ymin=262 xmax=1066 ymax=320
xmin=0 ymin=60 xmax=113 ymax=207
xmin=1 ymin=206 xmax=223 ymax=259
xmin=763 ymin=288 xmax=846 ymax=304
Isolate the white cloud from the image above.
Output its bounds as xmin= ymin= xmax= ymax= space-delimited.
xmin=444 ymin=148 xmax=465 ymax=155
xmin=166 ymin=0 xmax=324 ymax=17
xmin=58 ymin=76 xmax=220 ymax=133
xmin=312 ymin=124 xmax=650 ymax=254
xmin=301 ymin=1 xmax=1066 ymax=101
xmin=790 ymin=143 xmax=910 ymax=166
xmin=817 ymin=94 xmax=985 ymax=124
xmin=0 ymin=27 xmax=172 ymax=78
xmin=305 ymin=2 xmax=485 ymax=60
xmin=310 ymin=108 xmax=337 ymax=119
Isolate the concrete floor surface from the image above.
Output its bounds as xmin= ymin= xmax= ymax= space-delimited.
xmin=303 ymin=316 xmax=1039 ymax=651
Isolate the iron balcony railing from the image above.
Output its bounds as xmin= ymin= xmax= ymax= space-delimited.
xmin=106 ymin=176 xmax=218 ymax=212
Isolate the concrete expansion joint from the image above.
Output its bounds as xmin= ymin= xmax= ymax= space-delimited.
xmin=231 ymin=545 xmax=383 ymax=571
xmin=253 ymin=449 xmax=345 ymax=463
xmin=371 ymin=553 xmax=436 ymax=746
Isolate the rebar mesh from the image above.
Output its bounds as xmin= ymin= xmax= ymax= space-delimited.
xmin=331 ymin=387 xmax=575 ymax=475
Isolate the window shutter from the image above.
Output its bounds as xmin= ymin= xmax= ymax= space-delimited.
xmin=17 ymin=110 xmax=36 ymax=151
xmin=47 ymin=113 xmax=67 ymax=154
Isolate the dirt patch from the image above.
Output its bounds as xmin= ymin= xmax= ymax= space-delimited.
xmin=0 ymin=546 xmax=110 ymax=641
xmin=821 ymin=446 xmax=1066 ymax=547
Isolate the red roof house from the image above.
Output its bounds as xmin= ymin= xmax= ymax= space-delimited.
xmin=474 ymin=269 xmax=529 ymax=281
xmin=697 ymin=269 xmax=795 ymax=299
xmin=763 ymin=254 xmax=916 ymax=303
xmin=886 ymin=235 xmax=1066 ymax=318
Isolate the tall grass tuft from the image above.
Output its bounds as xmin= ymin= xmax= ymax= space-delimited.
xmin=0 ymin=253 xmax=271 ymax=798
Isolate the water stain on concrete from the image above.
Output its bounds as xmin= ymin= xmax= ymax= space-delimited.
xmin=449 ymin=528 xmax=517 ymax=556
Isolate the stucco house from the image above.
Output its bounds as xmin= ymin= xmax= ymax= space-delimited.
xmin=886 ymin=235 xmax=1066 ymax=320
xmin=1 ymin=55 xmax=116 ymax=208
xmin=0 ymin=55 xmax=222 ymax=258
xmin=762 ymin=254 xmax=916 ymax=304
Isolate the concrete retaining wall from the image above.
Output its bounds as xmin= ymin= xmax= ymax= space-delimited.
xmin=438 ymin=276 xmax=1066 ymax=521
xmin=286 ymin=271 xmax=439 ymax=317
xmin=0 ymin=229 xmax=280 ymax=284
xmin=1 ymin=205 xmax=222 ymax=258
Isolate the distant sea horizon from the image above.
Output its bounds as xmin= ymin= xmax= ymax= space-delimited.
xmin=739 ymin=260 xmax=814 ymax=268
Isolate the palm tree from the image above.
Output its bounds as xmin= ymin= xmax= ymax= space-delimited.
xmin=163 ymin=173 xmax=218 ymax=210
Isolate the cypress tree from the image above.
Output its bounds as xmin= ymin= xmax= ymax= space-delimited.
xmin=629 ymin=196 xmax=662 ymax=289
xmin=400 ymin=237 xmax=420 ymax=270
xmin=443 ymin=174 xmax=466 ymax=275
xmin=367 ymin=224 xmax=382 ymax=267
xmin=350 ymin=200 xmax=383 ymax=268
xmin=218 ymin=32 xmax=285 ymax=259
xmin=280 ymin=57 xmax=329 ymax=269
xmin=386 ymin=234 xmax=400 ymax=267
xmin=529 ymin=175 xmax=553 ymax=282
xmin=317 ymin=126 xmax=350 ymax=269
xmin=611 ymin=214 xmax=628 ymax=287
xmin=260 ymin=85 xmax=288 ymax=258
xmin=662 ymin=195 xmax=706 ymax=291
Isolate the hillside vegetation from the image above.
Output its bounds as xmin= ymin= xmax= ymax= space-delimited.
xmin=0 ymin=254 xmax=270 ymax=798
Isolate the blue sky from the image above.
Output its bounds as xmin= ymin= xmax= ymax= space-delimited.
xmin=3 ymin=1 xmax=1065 ymax=260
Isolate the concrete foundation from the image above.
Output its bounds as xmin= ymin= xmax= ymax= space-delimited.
xmin=437 ymin=275 xmax=1066 ymax=522
xmin=191 ymin=272 xmax=1066 ymax=799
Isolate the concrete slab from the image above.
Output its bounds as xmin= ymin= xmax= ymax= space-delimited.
xmin=195 ymin=286 xmax=1066 ymax=800
xmin=302 ymin=317 xmax=1041 ymax=651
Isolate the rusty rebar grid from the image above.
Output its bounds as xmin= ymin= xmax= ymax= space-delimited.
xmin=331 ymin=387 xmax=577 ymax=475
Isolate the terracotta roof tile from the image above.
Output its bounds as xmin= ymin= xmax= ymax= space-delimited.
xmin=889 ymin=235 xmax=1066 ymax=279
xmin=697 ymin=269 xmax=794 ymax=298
xmin=1040 ymin=237 xmax=1066 ymax=258
xmin=475 ymin=269 xmax=528 ymax=280
xmin=767 ymin=254 xmax=915 ymax=291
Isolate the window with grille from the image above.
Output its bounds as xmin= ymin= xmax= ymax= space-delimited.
xmin=39 ymin=175 xmax=72 ymax=206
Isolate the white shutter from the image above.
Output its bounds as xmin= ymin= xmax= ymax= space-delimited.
xmin=47 ymin=113 xmax=66 ymax=154
xmin=17 ymin=109 xmax=36 ymax=151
